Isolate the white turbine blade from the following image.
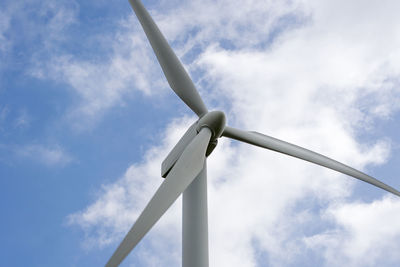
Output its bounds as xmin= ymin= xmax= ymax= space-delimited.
xmin=161 ymin=121 xmax=198 ymax=178
xmin=106 ymin=128 xmax=212 ymax=267
xmin=129 ymin=0 xmax=208 ymax=117
xmin=222 ymin=126 xmax=400 ymax=197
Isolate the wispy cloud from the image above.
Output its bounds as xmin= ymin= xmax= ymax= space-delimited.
xmin=0 ymin=9 xmax=11 ymax=53
xmin=0 ymin=0 xmax=78 ymax=61
xmin=16 ymin=144 xmax=73 ymax=166
xmin=0 ymin=105 xmax=9 ymax=130
xmin=0 ymin=106 xmax=31 ymax=133
xmin=29 ymin=14 xmax=167 ymax=130
xmin=14 ymin=109 xmax=30 ymax=129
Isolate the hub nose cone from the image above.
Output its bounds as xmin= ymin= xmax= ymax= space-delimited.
xmin=196 ymin=111 xmax=226 ymax=140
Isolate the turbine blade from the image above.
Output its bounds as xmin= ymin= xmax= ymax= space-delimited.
xmin=222 ymin=126 xmax=400 ymax=197
xmin=161 ymin=121 xmax=198 ymax=178
xmin=106 ymin=128 xmax=212 ymax=267
xmin=129 ymin=0 xmax=208 ymax=117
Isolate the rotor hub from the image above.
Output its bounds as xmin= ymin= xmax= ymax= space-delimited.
xmin=196 ymin=110 xmax=226 ymax=141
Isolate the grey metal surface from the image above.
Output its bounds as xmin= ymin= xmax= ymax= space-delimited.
xmin=183 ymin=161 xmax=209 ymax=267
xmin=129 ymin=0 xmax=208 ymax=117
xmin=162 ymin=122 xmax=198 ymax=178
xmin=106 ymin=128 xmax=212 ymax=267
xmin=196 ymin=110 xmax=226 ymax=141
xmin=222 ymin=126 xmax=400 ymax=197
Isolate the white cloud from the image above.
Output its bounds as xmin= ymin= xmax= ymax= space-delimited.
xmin=16 ymin=144 xmax=73 ymax=166
xmin=26 ymin=0 xmax=306 ymax=130
xmin=68 ymin=0 xmax=400 ymax=266
xmin=305 ymin=196 xmax=400 ymax=267
xmin=0 ymin=0 xmax=78 ymax=54
xmin=30 ymin=14 xmax=168 ymax=130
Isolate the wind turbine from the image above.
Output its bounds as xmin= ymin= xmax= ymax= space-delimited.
xmin=106 ymin=0 xmax=400 ymax=266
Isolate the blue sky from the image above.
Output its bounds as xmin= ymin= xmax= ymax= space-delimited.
xmin=1 ymin=0 xmax=400 ymax=266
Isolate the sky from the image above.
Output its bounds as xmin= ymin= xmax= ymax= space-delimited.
xmin=1 ymin=0 xmax=400 ymax=266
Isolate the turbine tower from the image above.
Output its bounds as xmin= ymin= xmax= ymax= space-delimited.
xmin=106 ymin=0 xmax=400 ymax=266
